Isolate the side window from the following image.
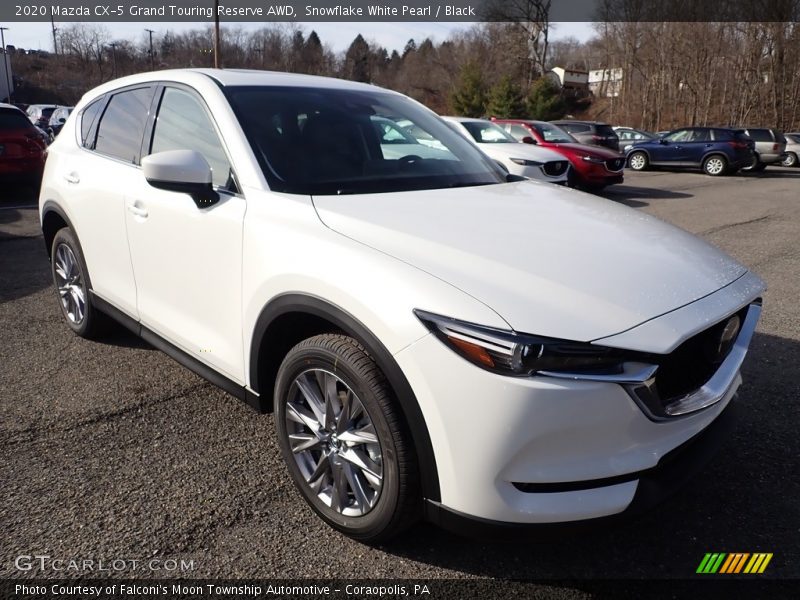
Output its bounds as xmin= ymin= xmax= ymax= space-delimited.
xmin=80 ymin=99 xmax=105 ymax=148
xmin=94 ymin=87 xmax=153 ymax=163
xmin=150 ymin=87 xmax=235 ymax=191
xmin=665 ymin=129 xmax=690 ymax=142
xmin=689 ymin=129 xmax=710 ymax=142
xmin=507 ymin=125 xmax=530 ymax=140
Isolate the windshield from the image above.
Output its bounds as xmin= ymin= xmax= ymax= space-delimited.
xmin=531 ymin=122 xmax=575 ymax=143
xmin=226 ymin=86 xmax=506 ymax=195
xmin=460 ymin=121 xmax=518 ymax=144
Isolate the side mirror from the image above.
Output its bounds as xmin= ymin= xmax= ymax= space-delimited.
xmin=58 ymin=117 xmax=66 ymax=124
xmin=521 ymin=136 xmax=537 ymax=145
xmin=659 ymin=138 xmax=669 ymax=144
xmin=142 ymin=150 xmax=219 ymax=208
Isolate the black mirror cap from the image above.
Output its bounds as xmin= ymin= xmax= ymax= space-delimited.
xmin=521 ymin=136 xmax=537 ymax=145
xmin=146 ymin=179 xmax=220 ymax=208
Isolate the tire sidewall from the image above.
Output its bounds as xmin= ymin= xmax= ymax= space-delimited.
xmin=274 ymin=343 xmax=401 ymax=539
xmin=783 ymin=152 xmax=797 ymax=167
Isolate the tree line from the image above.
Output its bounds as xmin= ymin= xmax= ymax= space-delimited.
xmin=8 ymin=18 xmax=800 ymax=132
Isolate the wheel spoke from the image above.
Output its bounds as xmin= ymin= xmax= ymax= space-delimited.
xmin=336 ymin=389 xmax=352 ymax=434
xmin=320 ymin=371 xmax=339 ymax=432
xmin=329 ymin=458 xmax=349 ymax=513
xmin=71 ymin=289 xmax=84 ymax=322
xmin=286 ymin=400 xmax=322 ymax=435
xmin=339 ymin=447 xmax=382 ymax=482
xmin=338 ymin=424 xmax=377 ymax=445
xmin=289 ymin=432 xmax=322 ymax=453
xmin=296 ymin=372 xmax=327 ymax=426
xmin=343 ymin=462 xmax=371 ymax=509
xmin=308 ymin=450 xmax=332 ymax=485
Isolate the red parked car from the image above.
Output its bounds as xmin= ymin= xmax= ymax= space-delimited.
xmin=0 ymin=103 xmax=47 ymax=186
xmin=492 ymin=118 xmax=625 ymax=191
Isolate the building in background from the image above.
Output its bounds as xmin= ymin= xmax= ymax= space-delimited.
xmin=548 ymin=67 xmax=589 ymax=97
xmin=588 ymin=68 xmax=623 ymax=97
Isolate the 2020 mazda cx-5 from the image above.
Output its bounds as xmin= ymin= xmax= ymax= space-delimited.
xmin=40 ymin=70 xmax=765 ymax=541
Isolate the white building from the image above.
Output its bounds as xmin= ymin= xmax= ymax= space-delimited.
xmin=588 ymin=68 xmax=623 ymax=98
xmin=548 ymin=67 xmax=589 ymax=95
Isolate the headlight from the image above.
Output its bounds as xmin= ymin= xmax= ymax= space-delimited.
xmin=581 ymin=155 xmax=606 ymax=164
xmin=414 ymin=310 xmax=629 ymax=377
xmin=509 ymin=158 xmax=544 ymax=167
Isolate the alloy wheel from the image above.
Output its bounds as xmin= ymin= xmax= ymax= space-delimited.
xmin=284 ymin=369 xmax=383 ymax=517
xmin=54 ymin=243 xmax=86 ymax=324
xmin=629 ymin=153 xmax=646 ymax=170
xmin=705 ymin=157 xmax=725 ymax=175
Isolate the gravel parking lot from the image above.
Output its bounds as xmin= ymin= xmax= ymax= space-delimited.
xmin=1 ymin=169 xmax=798 ymax=588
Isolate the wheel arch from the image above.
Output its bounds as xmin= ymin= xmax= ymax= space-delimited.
xmin=249 ymin=293 xmax=441 ymax=502
xmin=41 ymin=201 xmax=75 ymax=260
xmin=627 ymin=148 xmax=650 ymax=164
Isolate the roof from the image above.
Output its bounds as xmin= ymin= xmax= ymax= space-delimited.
xmin=441 ymin=116 xmax=494 ymax=124
xmin=82 ymin=68 xmax=393 ymax=100
xmin=0 ymin=102 xmax=24 ymax=113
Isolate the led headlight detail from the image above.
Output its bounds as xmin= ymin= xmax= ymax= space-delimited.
xmin=509 ymin=158 xmax=544 ymax=167
xmin=581 ymin=155 xmax=607 ymax=164
xmin=414 ymin=309 xmax=629 ymax=377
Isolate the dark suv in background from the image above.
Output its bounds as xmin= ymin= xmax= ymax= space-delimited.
xmin=738 ymin=127 xmax=787 ymax=171
xmin=550 ymin=120 xmax=620 ymax=151
xmin=625 ymin=127 xmax=755 ymax=176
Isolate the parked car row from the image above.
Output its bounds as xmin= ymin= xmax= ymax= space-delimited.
xmin=25 ymin=103 xmax=74 ymax=142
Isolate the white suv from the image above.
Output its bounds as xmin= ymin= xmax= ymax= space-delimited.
xmin=40 ymin=70 xmax=765 ymax=541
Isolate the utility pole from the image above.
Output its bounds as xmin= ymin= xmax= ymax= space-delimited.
xmin=0 ymin=27 xmax=12 ymax=104
xmin=145 ymin=29 xmax=155 ymax=70
xmin=213 ymin=0 xmax=221 ymax=68
xmin=107 ymin=42 xmax=118 ymax=78
xmin=50 ymin=14 xmax=58 ymax=55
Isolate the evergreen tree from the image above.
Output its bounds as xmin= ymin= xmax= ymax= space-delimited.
xmin=450 ymin=62 xmax=487 ymax=117
xmin=487 ymin=75 xmax=526 ymax=118
xmin=344 ymin=34 xmax=370 ymax=82
xmin=526 ymin=78 xmax=567 ymax=121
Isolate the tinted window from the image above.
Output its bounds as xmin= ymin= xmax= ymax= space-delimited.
xmin=94 ymin=87 xmax=153 ymax=163
xmin=746 ymin=129 xmax=773 ymax=142
xmin=596 ymin=124 xmax=616 ymax=137
xmin=533 ymin=122 xmax=575 ymax=143
xmin=788 ymin=134 xmax=800 ymax=143
xmin=80 ymin=99 xmax=104 ymax=147
xmin=712 ymin=129 xmax=733 ymax=141
xmin=0 ymin=108 xmax=34 ymax=130
xmin=461 ymin=121 xmax=518 ymax=143
xmin=227 ymin=86 xmax=505 ymax=195
xmin=688 ymin=129 xmax=710 ymax=142
xmin=564 ymin=123 xmax=591 ymax=133
xmin=150 ymin=87 xmax=234 ymax=190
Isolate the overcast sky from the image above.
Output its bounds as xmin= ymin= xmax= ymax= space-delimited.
xmin=2 ymin=21 xmax=596 ymax=54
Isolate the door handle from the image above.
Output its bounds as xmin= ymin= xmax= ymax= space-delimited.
xmin=63 ymin=172 xmax=80 ymax=184
xmin=127 ymin=204 xmax=149 ymax=218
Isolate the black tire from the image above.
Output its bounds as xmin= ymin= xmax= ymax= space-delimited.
xmin=50 ymin=228 xmax=109 ymax=339
xmin=782 ymin=152 xmax=798 ymax=168
xmin=702 ymin=154 xmax=728 ymax=176
xmin=274 ymin=334 xmax=420 ymax=542
xmin=741 ymin=154 xmax=762 ymax=172
xmin=628 ymin=151 xmax=649 ymax=171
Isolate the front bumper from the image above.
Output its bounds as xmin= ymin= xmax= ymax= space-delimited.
xmin=396 ymin=278 xmax=762 ymax=526
xmin=425 ymin=397 xmax=738 ymax=539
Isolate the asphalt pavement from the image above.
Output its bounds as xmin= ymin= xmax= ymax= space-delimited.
xmin=1 ymin=169 xmax=798 ymax=592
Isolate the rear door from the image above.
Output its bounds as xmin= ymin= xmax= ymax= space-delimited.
xmin=124 ymin=84 xmax=246 ymax=382
xmin=680 ymin=128 xmax=712 ymax=165
xmin=55 ymin=87 xmax=155 ymax=317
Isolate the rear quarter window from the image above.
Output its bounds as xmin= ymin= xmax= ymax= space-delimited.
xmin=80 ymin=99 xmax=105 ymax=147
xmin=562 ymin=123 xmax=590 ymax=133
xmin=94 ymin=87 xmax=153 ymax=163
xmin=0 ymin=108 xmax=33 ymax=130
xmin=596 ymin=125 xmax=616 ymax=136
xmin=746 ymin=129 xmax=773 ymax=142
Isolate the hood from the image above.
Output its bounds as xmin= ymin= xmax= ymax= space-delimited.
xmin=312 ymin=181 xmax=747 ymax=341
xmin=545 ymin=142 xmax=622 ymax=158
xmin=476 ymin=142 xmax=567 ymax=163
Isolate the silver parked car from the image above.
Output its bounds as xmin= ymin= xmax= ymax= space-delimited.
xmin=739 ymin=127 xmax=787 ymax=171
xmin=782 ymin=133 xmax=800 ymax=167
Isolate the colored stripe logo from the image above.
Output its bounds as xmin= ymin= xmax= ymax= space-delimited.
xmin=696 ymin=552 xmax=773 ymax=574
